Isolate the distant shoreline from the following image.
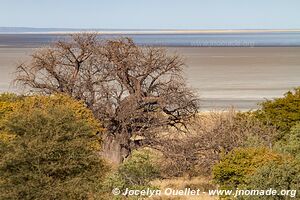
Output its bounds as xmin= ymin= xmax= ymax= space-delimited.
xmin=1 ymin=33 xmax=300 ymax=48
xmin=1 ymin=27 xmax=300 ymax=35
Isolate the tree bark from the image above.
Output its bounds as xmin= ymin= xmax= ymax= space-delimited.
xmin=101 ymin=133 xmax=131 ymax=164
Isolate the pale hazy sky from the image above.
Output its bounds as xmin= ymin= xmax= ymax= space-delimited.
xmin=0 ymin=0 xmax=300 ymax=29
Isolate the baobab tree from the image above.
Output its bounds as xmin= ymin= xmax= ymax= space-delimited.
xmin=16 ymin=34 xmax=199 ymax=163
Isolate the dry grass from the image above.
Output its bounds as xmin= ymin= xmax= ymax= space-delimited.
xmin=150 ymin=177 xmax=217 ymax=200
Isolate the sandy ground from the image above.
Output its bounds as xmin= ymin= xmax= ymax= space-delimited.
xmin=0 ymin=47 xmax=35 ymax=93
xmin=168 ymin=47 xmax=300 ymax=110
xmin=1 ymin=47 xmax=300 ymax=110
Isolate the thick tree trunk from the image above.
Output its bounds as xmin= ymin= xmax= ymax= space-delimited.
xmin=101 ymin=133 xmax=131 ymax=164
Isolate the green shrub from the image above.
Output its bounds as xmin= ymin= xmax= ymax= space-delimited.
xmin=0 ymin=94 xmax=109 ymax=200
xmin=243 ymin=160 xmax=300 ymax=200
xmin=275 ymin=123 xmax=300 ymax=160
xmin=104 ymin=149 xmax=161 ymax=196
xmin=239 ymin=124 xmax=300 ymax=199
xmin=244 ymin=123 xmax=300 ymax=199
xmin=119 ymin=149 xmax=160 ymax=186
xmin=212 ymin=147 xmax=284 ymax=190
xmin=255 ymin=88 xmax=300 ymax=139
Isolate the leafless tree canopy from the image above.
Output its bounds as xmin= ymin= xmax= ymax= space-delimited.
xmin=154 ymin=110 xmax=276 ymax=177
xmin=15 ymin=34 xmax=199 ymax=163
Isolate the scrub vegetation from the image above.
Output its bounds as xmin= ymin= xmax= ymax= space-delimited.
xmin=0 ymin=35 xmax=299 ymax=199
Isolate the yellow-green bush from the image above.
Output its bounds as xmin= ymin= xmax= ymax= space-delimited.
xmin=275 ymin=123 xmax=300 ymax=160
xmin=0 ymin=94 xmax=109 ymax=200
xmin=239 ymin=124 xmax=300 ymax=199
xmin=0 ymin=93 xmax=24 ymax=143
xmin=104 ymin=149 xmax=161 ymax=198
xmin=255 ymin=87 xmax=300 ymax=139
xmin=242 ymin=159 xmax=300 ymax=200
xmin=212 ymin=147 xmax=285 ymax=190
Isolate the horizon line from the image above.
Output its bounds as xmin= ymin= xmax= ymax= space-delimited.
xmin=1 ymin=27 xmax=300 ymax=35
